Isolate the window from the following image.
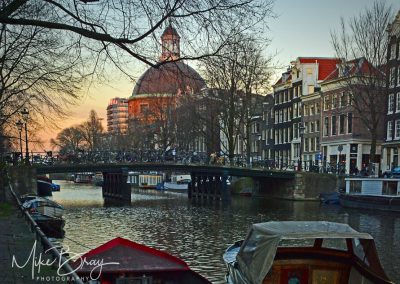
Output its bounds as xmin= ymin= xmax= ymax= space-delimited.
xmin=348 ymin=94 xmax=353 ymax=106
xmin=347 ymin=113 xmax=353 ymax=134
xmin=331 ymin=116 xmax=337 ymax=135
xmin=315 ymin=137 xmax=320 ymax=151
xmin=140 ymin=104 xmax=149 ymax=113
xmin=293 ymin=123 xmax=299 ymax=139
xmin=398 ymin=66 xmax=400 ymax=86
xmin=293 ymin=87 xmax=298 ymax=98
xmin=390 ymin=68 xmax=396 ymax=88
xmin=303 ymin=105 xmax=308 ymax=116
xmin=340 ymin=93 xmax=346 ymax=107
xmin=332 ymin=95 xmax=337 ymax=109
xmin=339 ymin=114 xmax=345 ymax=134
xmin=293 ymin=103 xmax=298 ymax=117
xmin=324 ymin=96 xmax=330 ymax=110
xmin=386 ymin=122 xmax=393 ymax=141
xmin=310 ymin=104 xmax=314 ymax=115
xmin=304 ymin=138 xmax=309 ymax=152
xmin=397 ymin=93 xmax=400 ymax=112
xmin=390 ymin=43 xmax=397 ymax=60
xmin=323 ymin=117 xmax=329 ymax=136
xmin=316 ymin=120 xmax=320 ymax=132
xmin=307 ymin=68 xmax=313 ymax=75
xmin=310 ymin=121 xmax=314 ymax=133
xmin=388 ymin=94 xmax=395 ymax=113
xmin=308 ymin=85 xmax=314 ymax=94
xmin=396 ymin=120 xmax=400 ymax=139
xmin=316 ymin=103 xmax=320 ymax=114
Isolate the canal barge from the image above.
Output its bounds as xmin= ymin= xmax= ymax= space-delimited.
xmin=127 ymin=171 xmax=164 ymax=189
xmin=339 ymin=177 xmax=400 ymax=212
xmin=72 ymin=237 xmax=211 ymax=284
xmin=223 ymin=221 xmax=393 ymax=284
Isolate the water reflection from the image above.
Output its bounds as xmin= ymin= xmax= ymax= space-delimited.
xmin=52 ymin=180 xmax=400 ymax=283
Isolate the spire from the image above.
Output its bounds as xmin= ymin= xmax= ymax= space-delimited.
xmin=160 ymin=23 xmax=180 ymax=61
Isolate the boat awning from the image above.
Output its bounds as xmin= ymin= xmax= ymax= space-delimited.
xmin=236 ymin=221 xmax=386 ymax=284
xmin=72 ymin=237 xmax=190 ymax=276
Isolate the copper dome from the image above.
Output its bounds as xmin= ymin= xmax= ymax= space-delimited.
xmin=132 ymin=61 xmax=206 ymax=96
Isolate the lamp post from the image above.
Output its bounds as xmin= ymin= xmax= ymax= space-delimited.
xmin=299 ymin=122 xmax=306 ymax=171
xmin=16 ymin=120 xmax=23 ymax=161
xmin=21 ymin=108 xmax=29 ymax=165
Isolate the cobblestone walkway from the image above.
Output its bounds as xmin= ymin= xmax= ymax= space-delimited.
xmin=0 ymin=202 xmax=67 ymax=284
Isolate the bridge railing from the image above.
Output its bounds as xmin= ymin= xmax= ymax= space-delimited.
xmin=2 ymin=151 xmax=351 ymax=175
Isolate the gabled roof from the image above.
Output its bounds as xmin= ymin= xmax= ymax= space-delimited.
xmin=298 ymin=57 xmax=342 ymax=80
xmin=72 ymin=237 xmax=190 ymax=273
xmin=322 ymin=57 xmax=383 ymax=83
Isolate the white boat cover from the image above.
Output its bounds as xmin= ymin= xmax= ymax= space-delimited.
xmin=235 ymin=221 xmax=376 ymax=284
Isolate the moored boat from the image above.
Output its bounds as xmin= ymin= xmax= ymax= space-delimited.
xmin=319 ymin=191 xmax=340 ymax=204
xmin=37 ymin=179 xmax=53 ymax=197
xmin=223 ymin=221 xmax=393 ymax=284
xmin=31 ymin=213 xmax=65 ymax=238
xmin=339 ymin=177 xmax=400 ymax=212
xmin=22 ymin=197 xmax=64 ymax=218
xmin=163 ymin=174 xmax=191 ymax=193
xmin=72 ymin=237 xmax=211 ymax=284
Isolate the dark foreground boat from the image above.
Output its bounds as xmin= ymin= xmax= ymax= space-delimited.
xmin=72 ymin=237 xmax=211 ymax=284
xmin=223 ymin=221 xmax=393 ymax=284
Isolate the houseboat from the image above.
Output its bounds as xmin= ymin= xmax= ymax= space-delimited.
xmin=72 ymin=237 xmax=211 ymax=284
xmin=223 ymin=221 xmax=393 ymax=284
xmin=73 ymin=172 xmax=93 ymax=183
xmin=127 ymin=171 xmax=163 ymax=189
xmin=339 ymin=177 xmax=400 ymax=212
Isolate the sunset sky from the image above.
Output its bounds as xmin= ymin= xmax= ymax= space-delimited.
xmin=40 ymin=0 xmax=400 ymax=151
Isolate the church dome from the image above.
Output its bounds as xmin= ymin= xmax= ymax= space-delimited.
xmin=132 ymin=61 xmax=206 ymax=96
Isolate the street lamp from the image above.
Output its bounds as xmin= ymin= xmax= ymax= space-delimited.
xmin=16 ymin=120 xmax=23 ymax=161
xmin=299 ymin=122 xmax=306 ymax=171
xmin=21 ymin=108 xmax=30 ymax=165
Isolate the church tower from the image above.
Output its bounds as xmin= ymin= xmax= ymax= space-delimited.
xmin=160 ymin=24 xmax=180 ymax=61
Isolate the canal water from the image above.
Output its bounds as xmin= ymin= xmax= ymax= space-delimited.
xmin=52 ymin=180 xmax=400 ymax=283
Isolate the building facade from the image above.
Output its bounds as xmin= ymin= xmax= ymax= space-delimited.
xmin=320 ymin=58 xmax=385 ymax=174
xmin=383 ymin=11 xmax=400 ymax=171
xmin=272 ymin=57 xmax=340 ymax=168
xmin=107 ymin=97 xmax=129 ymax=134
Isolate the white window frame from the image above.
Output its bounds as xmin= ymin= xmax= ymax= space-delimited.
xmin=387 ymin=121 xmax=393 ymax=141
xmin=396 ymin=120 xmax=400 ymax=140
xmin=388 ymin=94 xmax=394 ymax=114
xmin=397 ymin=93 xmax=400 ymax=113
xmin=390 ymin=68 xmax=396 ymax=88
xmin=390 ymin=43 xmax=397 ymax=60
xmin=398 ymin=66 xmax=400 ymax=86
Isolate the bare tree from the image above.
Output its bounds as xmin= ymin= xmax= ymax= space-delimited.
xmin=0 ymin=0 xmax=275 ymax=73
xmin=50 ymin=126 xmax=84 ymax=154
xmin=330 ymin=1 xmax=392 ymax=172
xmin=79 ymin=110 xmax=104 ymax=152
xmin=201 ymin=34 xmax=274 ymax=163
xmin=0 ymin=22 xmax=87 ymax=152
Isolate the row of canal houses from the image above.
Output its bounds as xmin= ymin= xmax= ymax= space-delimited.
xmin=251 ymin=11 xmax=400 ymax=175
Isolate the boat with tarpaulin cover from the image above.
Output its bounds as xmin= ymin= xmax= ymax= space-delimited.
xmin=223 ymin=221 xmax=393 ymax=284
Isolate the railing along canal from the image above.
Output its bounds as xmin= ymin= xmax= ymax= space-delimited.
xmin=7 ymin=173 xmax=84 ymax=284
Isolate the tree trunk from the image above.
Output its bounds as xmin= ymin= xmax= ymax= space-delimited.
xmin=369 ymin=129 xmax=377 ymax=176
